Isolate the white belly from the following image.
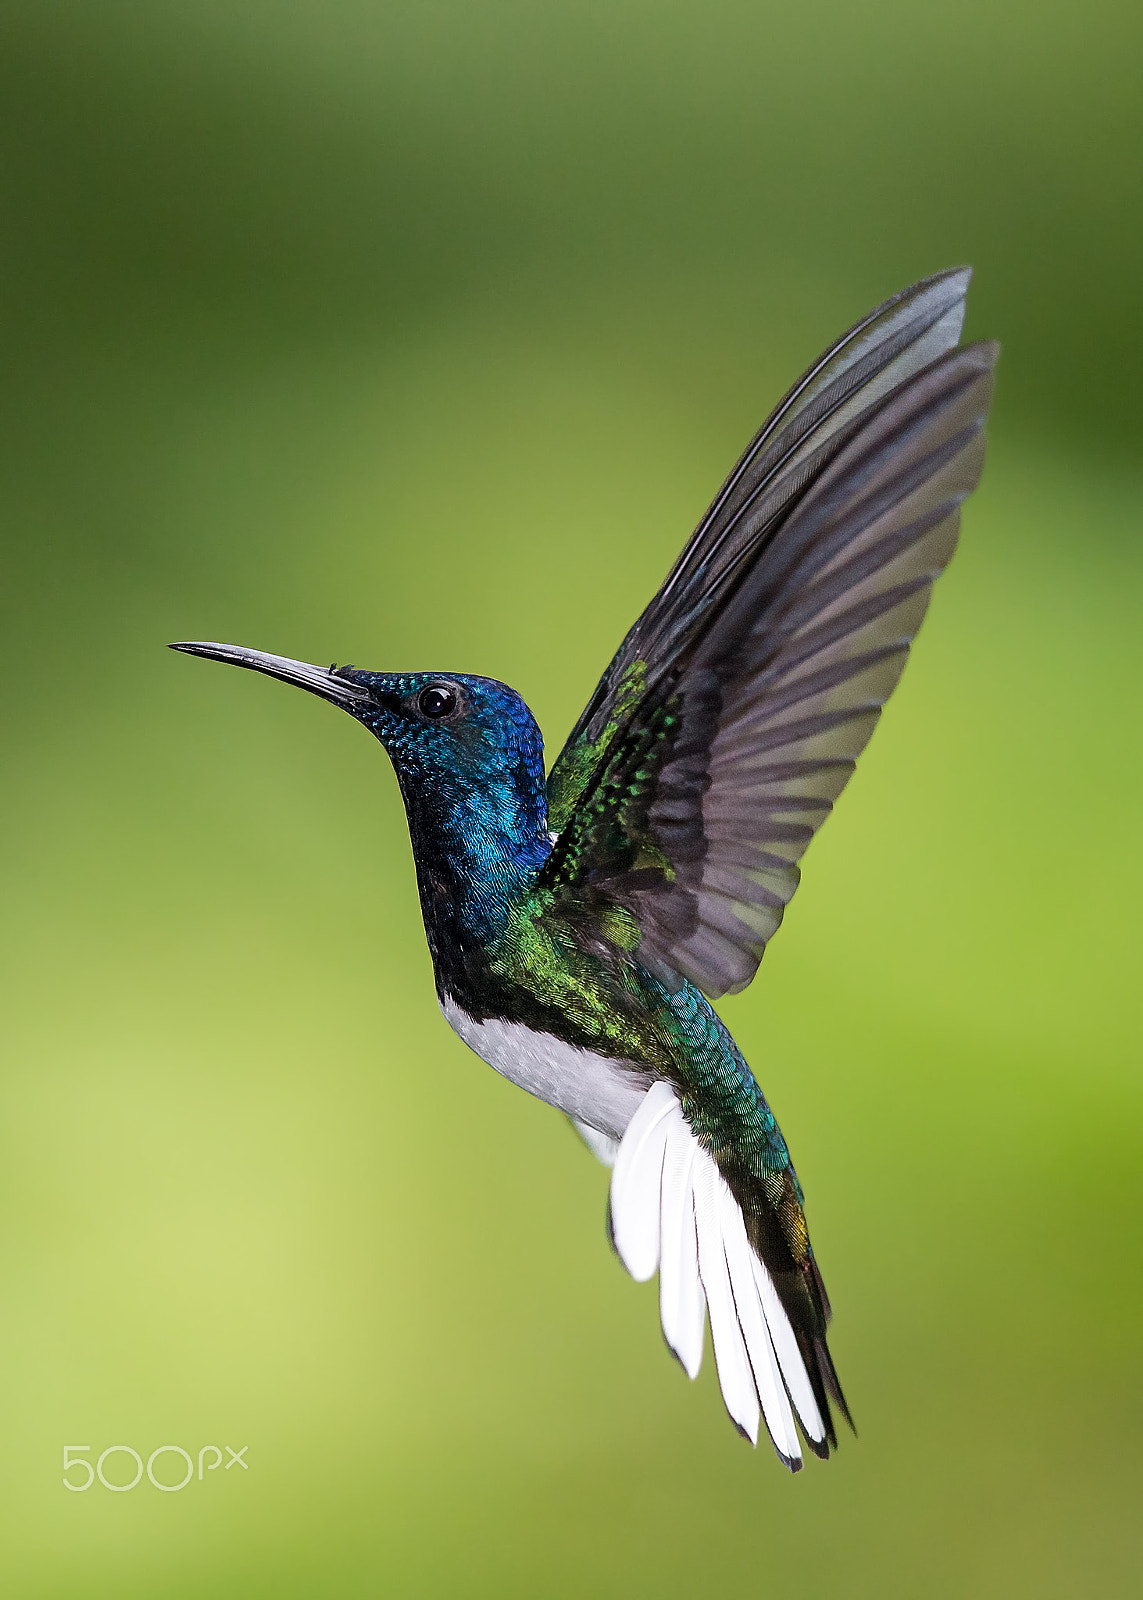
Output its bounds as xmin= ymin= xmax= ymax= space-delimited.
xmin=439 ymin=994 xmax=649 ymax=1141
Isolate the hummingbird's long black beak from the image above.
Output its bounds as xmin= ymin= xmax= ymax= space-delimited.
xmin=169 ymin=641 xmax=374 ymax=712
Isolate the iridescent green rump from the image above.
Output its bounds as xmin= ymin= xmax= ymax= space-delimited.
xmin=662 ymin=980 xmax=811 ymax=1269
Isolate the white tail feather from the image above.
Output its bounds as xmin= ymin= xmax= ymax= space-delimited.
xmin=658 ymin=1109 xmax=705 ymax=1378
xmin=750 ymin=1253 xmax=826 ymax=1444
xmin=721 ymin=1183 xmax=801 ymax=1465
xmin=609 ymin=1081 xmax=676 ymax=1281
xmin=610 ymin=1081 xmax=816 ymax=1465
xmin=693 ymin=1154 xmax=761 ymax=1444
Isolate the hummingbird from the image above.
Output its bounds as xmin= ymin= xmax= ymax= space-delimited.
xmin=173 ymin=268 xmax=995 ymax=1470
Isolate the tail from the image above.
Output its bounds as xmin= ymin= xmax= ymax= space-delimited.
xmin=608 ymin=1081 xmax=852 ymax=1469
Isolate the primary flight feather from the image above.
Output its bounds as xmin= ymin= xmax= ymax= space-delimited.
xmin=173 ymin=268 xmax=996 ymax=1469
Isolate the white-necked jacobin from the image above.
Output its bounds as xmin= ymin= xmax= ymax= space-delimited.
xmin=173 ymin=269 xmax=996 ymax=1469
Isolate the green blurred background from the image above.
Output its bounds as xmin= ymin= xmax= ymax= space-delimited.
xmin=1 ymin=2 xmax=1140 ymax=1594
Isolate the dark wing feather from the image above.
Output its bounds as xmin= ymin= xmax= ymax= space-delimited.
xmin=547 ymin=266 xmax=975 ymax=834
xmin=543 ymin=275 xmax=997 ymax=997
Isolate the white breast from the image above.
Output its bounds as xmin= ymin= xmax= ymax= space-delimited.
xmin=439 ymin=993 xmax=648 ymax=1142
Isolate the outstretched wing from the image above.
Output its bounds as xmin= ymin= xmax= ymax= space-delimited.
xmin=543 ymin=269 xmax=997 ymax=997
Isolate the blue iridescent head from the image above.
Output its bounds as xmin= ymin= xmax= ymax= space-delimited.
xmin=347 ymin=668 xmax=549 ymax=847
xmin=169 ymin=642 xmax=551 ymax=936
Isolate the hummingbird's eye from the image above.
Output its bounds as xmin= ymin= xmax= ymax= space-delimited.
xmin=417 ymin=684 xmax=458 ymax=720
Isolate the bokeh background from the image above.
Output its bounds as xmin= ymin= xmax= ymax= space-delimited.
xmin=1 ymin=2 xmax=1140 ymax=1595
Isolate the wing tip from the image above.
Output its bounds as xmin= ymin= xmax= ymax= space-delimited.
xmin=964 ymin=337 xmax=1001 ymax=372
xmin=935 ymin=262 xmax=973 ymax=294
xmin=859 ymin=264 xmax=973 ymax=339
xmin=906 ymin=263 xmax=973 ymax=305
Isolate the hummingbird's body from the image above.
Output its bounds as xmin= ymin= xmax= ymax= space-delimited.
xmin=175 ymin=270 xmax=997 ymax=1469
